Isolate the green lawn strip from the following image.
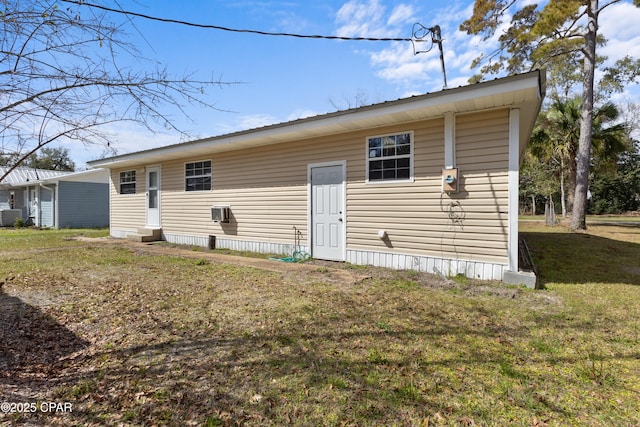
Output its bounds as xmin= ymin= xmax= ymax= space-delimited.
xmin=520 ymin=222 xmax=640 ymax=285
xmin=519 ymin=215 xmax=640 ymax=223
xmin=1 ymin=228 xmax=639 ymax=426
xmin=0 ymin=227 xmax=108 ymax=252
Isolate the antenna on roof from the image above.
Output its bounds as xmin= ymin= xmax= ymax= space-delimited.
xmin=411 ymin=23 xmax=448 ymax=90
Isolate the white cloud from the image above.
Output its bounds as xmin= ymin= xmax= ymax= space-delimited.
xmin=287 ymin=109 xmax=321 ymax=121
xmin=387 ymin=4 xmax=415 ymax=27
xmin=237 ymin=113 xmax=279 ymax=129
xmin=334 ymin=1 xmax=479 ymax=92
xmin=107 ymin=125 xmax=178 ymax=155
xmin=210 ymin=113 xmax=279 ymax=136
xmin=599 ymin=2 xmax=640 ymax=62
xmin=590 ymin=2 xmax=640 ymax=100
xmin=68 ymin=123 xmax=181 ymax=168
xmin=370 ymin=42 xmax=413 ymax=67
xmin=335 ymin=0 xmax=387 ymax=38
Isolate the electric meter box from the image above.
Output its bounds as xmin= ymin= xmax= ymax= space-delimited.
xmin=442 ymin=168 xmax=459 ymax=193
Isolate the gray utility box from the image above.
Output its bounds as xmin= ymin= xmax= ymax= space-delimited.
xmin=0 ymin=209 xmax=23 ymax=226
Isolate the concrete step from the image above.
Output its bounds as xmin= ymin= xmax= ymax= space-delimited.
xmin=127 ymin=228 xmax=162 ymax=243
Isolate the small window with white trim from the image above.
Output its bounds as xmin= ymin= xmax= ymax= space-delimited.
xmin=119 ymin=170 xmax=136 ymax=194
xmin=185 ymin=160 xmax=212 ymax=191
xmin=366 ymin=131 xmax=413 ymax=182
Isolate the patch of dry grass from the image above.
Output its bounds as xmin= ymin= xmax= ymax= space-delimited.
xmin=1 ymin=228 xmax=639 ymax=426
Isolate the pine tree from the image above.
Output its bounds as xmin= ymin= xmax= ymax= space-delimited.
xmin=460 ymin=0 xmax=640 ymax=230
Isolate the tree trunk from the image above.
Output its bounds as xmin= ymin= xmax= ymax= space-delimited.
xmin=571 ymin=0 xmax=598 ymax=231
xmin=531 ymin=195 xmax=536 ymax=215
xmin=560 ymin=158 xmax=567 ymax=217
xmin=545 ymin=196 xmax=556 ymax=226
xmin=566 ymin=156 xmax=578 ymax=214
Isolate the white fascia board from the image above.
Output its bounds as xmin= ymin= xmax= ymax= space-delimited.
xmin=41 ymin=168 xmax=110 ymax=184
xmin=89 ymin=71 xmax=544 ymax=169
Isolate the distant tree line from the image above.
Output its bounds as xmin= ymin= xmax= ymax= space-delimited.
xmin=0 ymin=147 xmax=75 ymax=172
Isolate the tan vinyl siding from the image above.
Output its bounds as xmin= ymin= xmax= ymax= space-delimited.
xmin=109 ymin=108 xmax=511 ymax=264
xmin=158 ymin=133 xmax=358 ymax=244
xmin=455 ymin=109 xmax=509 ymax=261
xmin=109 ymin=168 xmax=146 ymax=231
xmin=347 ymin=109 xmax=510 ymax=264
xmin=158 ymin=160 xmax=213 ymax=236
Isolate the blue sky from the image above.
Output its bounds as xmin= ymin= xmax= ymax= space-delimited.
xmin=71 ymin=0 xmax=640 ymax=167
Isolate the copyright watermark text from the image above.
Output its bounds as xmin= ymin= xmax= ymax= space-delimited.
xmin=1 ymin=401 xmax=73 ymax=414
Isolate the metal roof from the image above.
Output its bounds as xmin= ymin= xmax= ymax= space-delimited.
xmin=0 ymin=166 xmax=70 ymax=186
xmin=88 ymin=69 xmax=546 ymax=169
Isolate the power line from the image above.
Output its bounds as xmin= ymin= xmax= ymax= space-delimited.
xmin=61 ymin=0 xmax=448 ymax=88
xmin=61 ymin=0 xmax=413 ymax=42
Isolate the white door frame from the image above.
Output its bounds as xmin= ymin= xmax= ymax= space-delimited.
xmin=29 ymin=187 xmax=39 ymax=226
xmin=146 ymin=165 xmax=161 ymax=228
xmin=307 ymin=161 xmax=347 ymax=261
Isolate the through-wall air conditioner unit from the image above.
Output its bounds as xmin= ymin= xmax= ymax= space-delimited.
xmin=211 ymin=206 xmax=230 ymax=223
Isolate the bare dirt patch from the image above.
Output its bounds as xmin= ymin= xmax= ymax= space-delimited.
xmin=72 ymin=236 xmax=370 ymax=285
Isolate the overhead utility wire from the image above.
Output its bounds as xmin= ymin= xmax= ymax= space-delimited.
xmin=62 ymin=0 xmax=448 ymax=88
xmin=61 ymin=0 xmax=412 ymax=42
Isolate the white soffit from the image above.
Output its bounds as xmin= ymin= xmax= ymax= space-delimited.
xmin=89 ymin=70 xmax=544 ymax=169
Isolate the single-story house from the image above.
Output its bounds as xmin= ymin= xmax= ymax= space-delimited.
xmin=0 ymin=167 xmax=110 ymax=228
xmin=88 ymin=70 xmax=546 ymax=286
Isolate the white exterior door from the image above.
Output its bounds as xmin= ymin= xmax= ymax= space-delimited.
xmin=310 ymin=163 xmax=345 ymax=261
xmin=40 ymin=186 xmax=54 ymax=228
xmin=146 ymin=166 xmax=161 ymax=228
xmin=29 ymin=188 xmax=38 ymax=225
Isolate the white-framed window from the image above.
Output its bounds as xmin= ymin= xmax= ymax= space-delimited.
xmin=119 ymin=170 xmax=136 ymax=194
xmin=366 ymin=131 xmax=413 ymax=182
xmin=185 ymin=160 xmax=212 ymax=191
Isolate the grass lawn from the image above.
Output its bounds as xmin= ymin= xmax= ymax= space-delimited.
xmin=520 ymin=214 xmax=640 ymax=223
xmin=1 ymin=226 xmax=639 ymax=426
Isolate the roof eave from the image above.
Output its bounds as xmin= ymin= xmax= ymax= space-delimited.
xmin=88 ymin=70 xmax=546 ymax=169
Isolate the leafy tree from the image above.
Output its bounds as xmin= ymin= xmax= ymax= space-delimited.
xmin=1 ymin=0 xmax=234 ymax=183
xmin=519 ymin=151 xmax=558 ymax=216
xmin=589 ymin=146 xmax=640 ymax=213
xmin=590 ymin=103 xmax=631 ymax=171
xmin=0 ymin=152 xmax=20 ymax=167
xmin=528 ymin=98 xmax=629 ymax=217
xmin=24 ymin=147 xmax=75 ymax=171
xmin=530 ymin=98 xmax=581 ymax=217
xmin=599 ymin=55 xmax=640 ymax=98
xmin=460 ymin=0 xmax=640 ymax=230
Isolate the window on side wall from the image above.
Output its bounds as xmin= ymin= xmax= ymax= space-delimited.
xmin=119 ymin=170 xmax=136 ymax=194
xmin=185 ymin=160 xmax=212 ymax=191
xmin=366 ymin=131 xmax=413 ymax=182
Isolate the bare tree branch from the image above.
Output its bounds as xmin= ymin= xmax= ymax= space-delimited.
xmin=1 ymin=0 xmax=239 ymax=181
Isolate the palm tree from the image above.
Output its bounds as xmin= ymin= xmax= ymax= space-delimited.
xmin=591 ymin=103 xmax=629 ymax=174
xmin=530 ymin=98 xmax=580 ymax=217
xmin=529 ymin=97 xmax=629 ymax=218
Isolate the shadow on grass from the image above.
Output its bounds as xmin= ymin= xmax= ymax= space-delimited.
xmin=3 ymin=287 xmax=639 ymax=425
xmin=0 ymin=289 xmax=89 ymax=398
xmin=44 ymin=321 xmax=640 ymax=425
xmin=522 ymin=224 xmax=640 ymax=285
